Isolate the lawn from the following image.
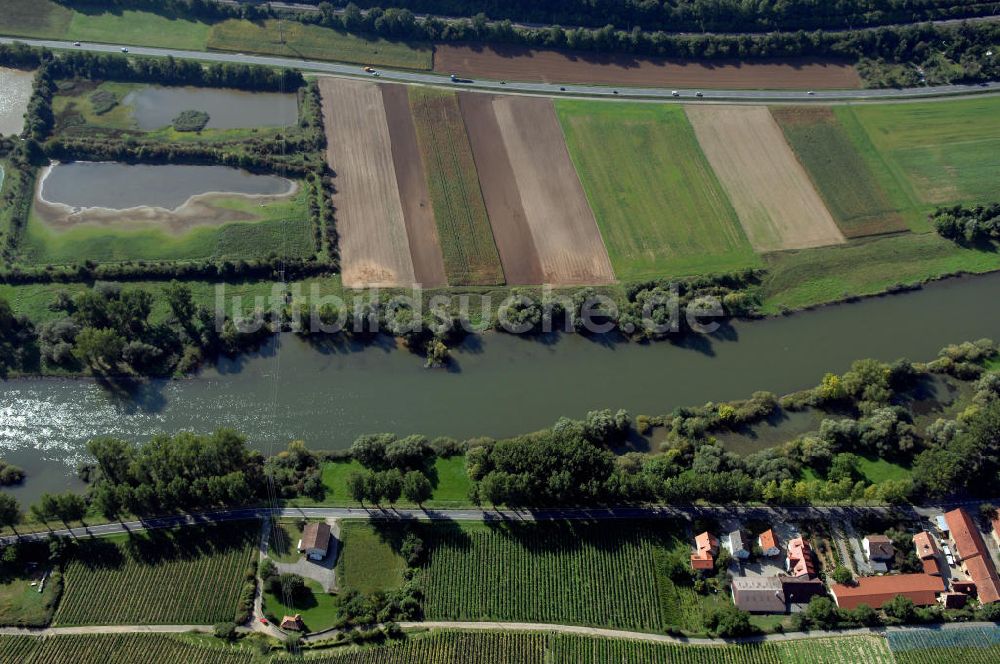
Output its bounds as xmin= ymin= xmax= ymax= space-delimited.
xmin=53 ymin=522 xmax=257 ymax=626
xmin=20 ymin=183 xmax=314 ymax=266
xmin=556 ymin=101 xmax=760 ymax=281
xmin=0 ymin=542 xmax=60 ymax=627
xmin=65 ymin=9 xmax=211 ymax=51
xmin=761 ymin=232 xmax=1000 ymax=313
xmin=772 ymin=106 xmax=907 ymax=238
xmin=418 ymin=520 xmax=712 ymax=633
xmin=0 ymin=0 xmax=72 ymax=39
xmin=267 ymin=520 xmax=306 ymax=564
xmin=207 ymin=19 xmax=432 ymax=70
xmin=336 ymin=521 xmax=407 ymax=596
xmin=409 ymin=87 xmax=504 ymax=286
xmin=262 ymin=577 xmax=339 ymax=633
xmin=857 ymin=456 xmax=911 ymax=483
xmin=839 ymin=98 xmax=1000 ymax=230
xmin=315 ymin=456 xmax=471 ymax=508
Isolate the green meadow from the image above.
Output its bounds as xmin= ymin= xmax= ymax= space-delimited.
xmin=20 ymin=185 xmax=314 ymax=266
xmin=557 ymin=101 xmax=760 ymax=281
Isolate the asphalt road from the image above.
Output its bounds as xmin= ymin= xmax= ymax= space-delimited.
xmin=1 ymin=500 xmax=982 ymax=547
xmin=3 ymin=35 xmax=999 ymax=102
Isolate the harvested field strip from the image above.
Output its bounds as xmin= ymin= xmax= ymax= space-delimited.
xmin=280 ymin=632 xmax=548 ymax=663
xmin=491 ymin=96 xmax=615 ymax=285
xmin=319 ymin=78 xmax=415 ymax=287
xmin=380 ymin=84 xmax=447 ymax=288
xmin=419 ymin=521 xmax=678 ymax=631
xmin=53 ymin=522 xmax=256 ymax=626
xmin=434 ymin=44 xmax=861 ymax=89
xmin=0 ymin=634 xmax=254 ymax=664
xmin=409 ymin=87 xmax=504 ymax=286
xmin=685 ymin=105 xmax=844 ymax=253
xmin=772 ymin=106 xmax=907 ymax=239
xmin=457 ymin=92 xmax=543 ymax=285
xmin=557 ymin=100 xmax=759 ymax=280
xmin=838 ymin=98 xmax=1000 ymax=220
xmin=550 ymin=634 xmax=893 ymax=663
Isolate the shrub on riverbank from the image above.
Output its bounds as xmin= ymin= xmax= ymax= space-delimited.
xmin=171 ymin=109 xmax=209 ymax=132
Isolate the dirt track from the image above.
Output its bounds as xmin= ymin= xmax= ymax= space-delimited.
xmin=435 ymin=45 xmax=861 ymax=90
xmin=458 ymin=92 xmax=544 ymax=285
xmin=685 ymin=105 xmax=845 ymax=252
xmin=491 ymin=96 xmax=615 ymax=285
xmin=318 ymin=78 xmax=415 ymax=288
xmin=380 ymin=84 xmax=448 ymax=288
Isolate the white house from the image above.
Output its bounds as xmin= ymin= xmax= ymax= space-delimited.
xmin=298 ymin=522 xmax=332 ymax=561
xmin=729 ymin=531 xmax=750 ymax=560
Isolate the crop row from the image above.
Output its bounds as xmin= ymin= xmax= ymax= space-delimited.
xmin=419 ymin=522 xmax=675 ymax=631
xmin=0 ymin=634 xmax=254 ymax=664
xmin=53 ymin=523 xmax=257 ymax=625
xmin=285 ymin=632 xmax=546 ymax=664
xmin=887 ymin=626 xmax=1000 ymax=652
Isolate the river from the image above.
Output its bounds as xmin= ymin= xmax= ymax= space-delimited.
xmin=2 ymin=272 xmax=1000 ymax=504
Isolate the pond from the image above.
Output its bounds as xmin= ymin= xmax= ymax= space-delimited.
xmin=39 ymin=162 xmax=296 ymax=211
xmin=2 ymin=271 xmax=1000 ymax=505
xmin=0 ymin=67 xmax=33 ymax=136
xmin=122 ymin=85 xmax=299 ymax=131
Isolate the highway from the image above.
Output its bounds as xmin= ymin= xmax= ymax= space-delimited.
xmin=3 ymin=35 xmax=999 ymax=103
xmin=0 ymin=500 xmax=981 ymax=547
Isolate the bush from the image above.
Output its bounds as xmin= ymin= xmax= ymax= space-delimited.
xmin=172 ymin=110 xmax=210 ymax=132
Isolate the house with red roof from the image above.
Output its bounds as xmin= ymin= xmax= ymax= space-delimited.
xmin=786 ymin=537 xmax=816 ymax=579
xmin=758 ymin=529 xmax=780 ymax=557
xmin=691 ymin=531 xmax=718 ymax=571
xmin=830 ymin=573 xmax=945 ymax=610
xmin=944 ymin=508 xmax=1000 ymax=605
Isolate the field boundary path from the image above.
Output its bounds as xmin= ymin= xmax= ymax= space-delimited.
xmin=0 ymin=501 xmax=989 ymax=547
xmin=2 ymin=36 xmax=1000 ymax=103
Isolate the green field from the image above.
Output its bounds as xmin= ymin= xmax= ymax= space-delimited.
xmin=337 ymin=521 xmax=407 ymax=596
xmin=772 ymin=106 xmax=907 ymax=238
xmin=207 ymin=19 xmax=432 ymax=70
xmin=53 ymin=522 xmax=257 ymax=626
xmin=0 ymin=542 xmax=60 ymax=627
xmin=409 ymin=88 xmax=504 ymax=286
xmin=418 ymin=520 xmax=720 ymax=633
xmin=840 ymin=98 xmax=1000 ymax=228
xmin=556 ymin=101 xmax=759 ymax=280
xmin=21 ymin=182 xmax=314 ymax=266
xmin=0 ymin=634 xmax=253 ymax=664
xmin=262 ymin=576 xmax=339 ymax=633
xmin=0 ymin=0 xmax=430 ymax=69
xmin=761 ymin=232 xmax=1000 ymax=313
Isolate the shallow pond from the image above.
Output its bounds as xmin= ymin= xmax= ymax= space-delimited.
xmin=39 ymin=162 xmax=295 ymax=210
xmin=0 ymin=67 xmax=33 ymax=136
xmin=122 ymin=85 xmax=299 ymax=131
xmin=3 ymin=271 xmax=1000 ymax=504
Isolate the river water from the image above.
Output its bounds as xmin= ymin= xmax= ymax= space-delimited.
xmin=0 ymin=67 xmax=33 ymax=136
xmin=2 ymin=272 xmax=1000 ymax=504
xmin=39 ymin=162 xmax=295 ymax=210
xmin=121 ymin=85 xmax=299 ymax=131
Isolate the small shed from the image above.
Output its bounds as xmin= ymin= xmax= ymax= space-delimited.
xmin=280 ymin=614 xmax=304 ymax=631
xmin=298 ymin=522 xmax=332 ymax=561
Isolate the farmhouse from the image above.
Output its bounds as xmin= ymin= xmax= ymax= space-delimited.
xmin=298 ymin=522 xmax=332 ymax=561
xmin=830 ymin=573 xmax=945 ymax=610
xmin=863 ymin=535 xmax=895 ymax=562
xmin=729 ymin=531 xmax=750 ymax=560
xmin=758 ymin=529 xmax=780 ymax=557
xmin=786 ymin=537 xmax=816 ymax=578
xmin=944 ymin=508 xmax=1000 ymax=604
xmin=731 ymin=576 xmax=785 ymax=613
xmin=691 ymin=531 xmax=719 ymax=571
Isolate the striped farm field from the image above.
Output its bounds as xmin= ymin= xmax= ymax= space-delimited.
xmin=418 ymin=521 xmax=707 ymax=632
xmin=888 ymin=626 xmax=1000 ymax=663
xmin=550 ymin=634 xmax=893 ymax=663
xmin=279 ymin=632 xmax=547 ymax=664
xmin=771 ymin=107 xmax=907 ymax=239
xmin=0 ymin=634 xmax=254 ymax=664
xmin=557 ymin=101 xmax=759 ymax=280
xmin=53 ymin=522 xmax=257 ymax=626
xmin=840 ymin=97 xmax=1000 ymax=230
xmin=408 ymin=87 xmax=504 ymax=286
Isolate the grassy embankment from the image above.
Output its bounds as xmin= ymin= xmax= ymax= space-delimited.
xmin=53 ymin=522 xmax=256 ymax=626
xmin=0 ymin=0 xmax=431 ymax=69
xmin=20 ymin=183 xmax=314 ymax=266
xmin=408 ymin=87 xmax=504 ymax=286
xmin=556 ymin=101 xmax=760 ymax=281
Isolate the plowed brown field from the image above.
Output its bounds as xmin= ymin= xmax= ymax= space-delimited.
xmin=380 ymin=84 xmax=448 ymax=288
xmin=685 ymin=105 xmax=845 ymax=252
xmin=435 ymin=45 xmax=861 ymax=90
xmin=491 ymin=96 xmax=615 ymax=285
xmin=318 ymin=78 xmax=415 ymax=287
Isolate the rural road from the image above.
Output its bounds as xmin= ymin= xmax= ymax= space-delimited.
xmin=3 ymin=35 xmax=999 ymax=102
xmin=0 ymin=501 xmax=982 ymax=547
